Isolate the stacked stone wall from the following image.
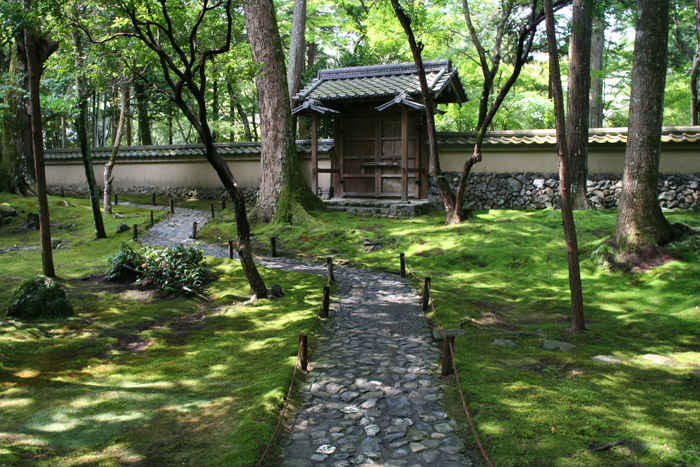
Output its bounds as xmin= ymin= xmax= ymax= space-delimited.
xmin=429 ymin=172 xmax=700 ymax=210
xmin=48 ymin=185 xmax=259 ymax=203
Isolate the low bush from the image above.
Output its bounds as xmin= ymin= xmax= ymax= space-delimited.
xmin=106 ymin=242 xmax=211 ymax=295
xmin=6 ymin=275 xmax=73 ymax=319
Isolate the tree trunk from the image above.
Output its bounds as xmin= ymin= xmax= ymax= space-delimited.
xmin=691 ymin=0 xmax=700 ymax=125
xmin=227 ymin=82 xmax=253 ymax=142
xmin=288 ymin=0 xmax=306 ymax=100
xmin=23 ymin=23 xmax=56 ymax=277
xmin=544 ymin=0 xmax=585 ymax=332
xmin=391 ymin=0 xmax=456 ymax=221
xmin=212 ymin=79 xmax=218 ymax=142
xmin=589 ymin=15 xmax=605 ymax=128
xmin=134 ymin=80 xmax=152 ymax=146
xmin=103 ymin=86 xmax=128 ymax=215
xmin=243 ymin=0 xmax=323 ymax=223
xmin=615 ymin=0 xmax=674 ymax=248
xmin=566 ymin=0 xmax=592 ymax=210
xmin=73 ymin=28 xmax=107 ymax=238
xmin=125 ymin=86 xmax=132 ymax=146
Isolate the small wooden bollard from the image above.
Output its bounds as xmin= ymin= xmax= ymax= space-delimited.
xmin=221 ymin=199 xmax=226 ymax=210
xmin=114 ymin=193 xmax=119 ymax=205
xmin=150 ymin=210 xmax=154 ymax=227
xmin=169 ymin=199 xmax=174 ymax=214
xmin=152 ymin=193 xmax=156 ymax=204
xmin=298 ymin=334 xmax=308 ymax=371
xmin=328 ymin=186 xmax=334 ymax=199
xmin=400 ymin=253 xmax=406 ymax=278
xmin=326 ymin=257 xmax=335 ymax=283
xmin=60 ymin=188 xmax=65 ymax=197
xmin=228 ymin=240 xmax=234 ymax=259
xmin=192 ymin=221 xmax=197 ymax=239
xmin=422 ymin=277 xmax=431 ymax=311
xmin=133 ymin=224 xmax=138 ymax=241
xmin=210 ymin=203 xmax=215 ymax=218
xmin=441 ymin=335 xmax=455 ymax=376
xmin=320 ymin=285 xmax=330 ymax=318
xmin=270 ymin=236 xmax=277 ymax=257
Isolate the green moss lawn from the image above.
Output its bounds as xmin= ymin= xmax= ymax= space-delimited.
xmin=200 ymin=205 xmax=700 ymax=467
xmin=0 ymin=193 xmax=325 ymax=466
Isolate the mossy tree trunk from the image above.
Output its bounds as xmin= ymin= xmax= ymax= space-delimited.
xmin=243 ymin=0 xmax=324 ymax=224
xmin=615 ymin=0 xmax=674 ymax=249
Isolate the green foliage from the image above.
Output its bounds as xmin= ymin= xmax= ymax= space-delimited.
xmin=106 ymin=242 xmax=211 ymax=296
xmin=6 ymin=274 xmax=73 ymax=319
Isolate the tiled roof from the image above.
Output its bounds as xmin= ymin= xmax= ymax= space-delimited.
xmin=45 ymin=140 xmax=334 ymax=162
xmin=294 ymin=60 xmax=467 ymax=104
xmin=437 ymin=127 xmax=700 ymax=146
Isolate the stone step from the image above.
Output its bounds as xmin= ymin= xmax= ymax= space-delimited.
xmin=323 ymin=199 xmax=434 ymax=218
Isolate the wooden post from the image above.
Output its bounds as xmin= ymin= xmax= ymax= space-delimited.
xmin=192 ymin=221 xmax=197 ymax=239
xmin=326 ymin=256 xmax=335 ymax=283
xmin=169 ymin=199 xmax=174 ymax=213
xmin=311 ymin=113 xmax=318 ymax=195
xmin=150 ymin=210 xmax=154 ymax=227
xmin=221 ymin=199 xmax=226 ymax=210
xmin=441 ymin=335 xmax=455 ymax=376
xmin=328 ymin=186 xmax=334 ymax=199
xmin=422 ymin=277 xmax=431 ymax=311
xmin=152 ymin=192 xmax=156 ymax=204
xmin=298 ymin=334 xmax=308 ymax=371
xmin=401 ymin=106 xmax=408 ymax=201
xmin=400 ymin=253 xmax=406 ymax=278
xmin=114 ymin=193 xmax=118 ymax=205
xmin=210 ymin=203 xmax=215 ymax=218
xmin=228 ymin=240 xmax=234 ymax=259
xmin=60 ymin=187 xmax=65 ymax=197
xmin=270 ymin=236 xmax=277 ymax=257
xmin=320 ymin=285 xmax=330 ymax=318
xmin=133 ymin=224 xmax=138 ymax=241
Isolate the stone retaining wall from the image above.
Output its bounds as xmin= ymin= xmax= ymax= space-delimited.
xmin=429 ymin=172 xmax=700 ymax=211
xmin=48 ymin=185 xmax=259 ymax=203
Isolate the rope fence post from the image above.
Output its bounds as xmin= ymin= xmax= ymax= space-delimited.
xmin=326 ymin=257 xmax=335 ymax=283
xmin=298 ymin=334 xmax=308 ymax=371
xmin=150 ymin=210 xmax=154 ymax=227
xmin=210 ymin=203 xmax=215 ymax=218
xmin=114 ymin=193 xmax=118 ymax=205
xmin=221 ymin=199 xmax=226 ymax=210
xmin=422 ymin=277 xmax=431 ymax=311
xmin=320 ymin=285 xmax=330 ymax=318
xmin=442 ymin=335 xmax=455 ymax=376
xmin=169 ymin=199 xmax=174 ymax=213
xmin=192 ymin=221 xmax=197 ymax=239
xmin=60 ymin=187 xmax=65 ymax=197
xmin=152 ymin=192 xmax=156 ymax=204
xmin=270 ymin=236 xmax=277 ymax=257
xmin=400 ymin=253 xmax=406 ymax=278
xmin=133 ymin=224 xmax=138 ymax=241
xmin=228 ymin=240 xmax=234 ymax=259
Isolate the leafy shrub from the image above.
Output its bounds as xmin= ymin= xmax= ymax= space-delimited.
xmin=106 ymin=242 xmax=143 ymax=282
xmin=106 ymin=243 xmax=210 ymax=295
xmin=7 ymin=275 xmax=73 ymax=319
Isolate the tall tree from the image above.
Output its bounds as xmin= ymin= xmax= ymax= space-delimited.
xmin=72 ymin=23 xmax=107 ymax=238
xmin=543 ymin=0 xmax=585 ymax=331
xmin=23 ymin=0 xmax=58 ymax=277
xmin=589 ymin=14 xmax=605 ymax=128
xmin=615 ymin=0 xmax=674 ymax=248
xmin=566 ymin=0 xmax=593 ymax=210
xmin=287 ymin=0 xmax=306 ymax=100
xmin=94 ymin=0 xmax=269 ymax=297
xmin=390 ymin=0 xmax=456 ymax=220
xmin=243 ymin=0 xmax=324 ymax=223
xmin=103 ymin=82 xmax=129 ymax=215
xmin=452 ymin=0 xmax=571 ymax=224
xmin=133 ymin=79 xmax=152 ymax=146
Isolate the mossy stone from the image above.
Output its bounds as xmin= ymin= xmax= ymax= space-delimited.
xmin=6 ymin=275 xmax=73 ymax=319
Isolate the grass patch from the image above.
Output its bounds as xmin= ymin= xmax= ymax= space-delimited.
xmin=198 ymin=206 xmax=700 ymax=467
xmin=0 ymin=193 xmax=326 ymax=466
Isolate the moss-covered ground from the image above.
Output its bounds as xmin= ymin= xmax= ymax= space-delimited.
xmin=199 ymin=205 xmax=700 ymax=467
xmin=0 ymin=193 xmax=325 ymax=466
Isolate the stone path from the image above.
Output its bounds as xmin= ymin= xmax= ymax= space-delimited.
xmin=136 ymin=204 xmax=473 ymax=466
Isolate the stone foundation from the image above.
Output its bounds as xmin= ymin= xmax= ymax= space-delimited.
xmin=429 ymin=172 xmax=700 ymax=211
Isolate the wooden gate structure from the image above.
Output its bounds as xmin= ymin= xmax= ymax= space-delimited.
xmin=292 ymin=60 xmax=467 ymax=200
